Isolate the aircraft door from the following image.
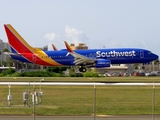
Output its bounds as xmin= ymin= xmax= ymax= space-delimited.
xmin=140 ymin=50 xmax=144 ymax=58
xmin=32 ymin=54 xmax=37 ymax=62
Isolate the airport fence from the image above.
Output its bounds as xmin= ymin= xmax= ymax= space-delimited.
xmin=0 ymin=85 xmax=160 ymax=115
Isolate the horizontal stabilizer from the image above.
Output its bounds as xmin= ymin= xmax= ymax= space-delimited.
xmin=4 ymin=52 xmax=22 ymax=56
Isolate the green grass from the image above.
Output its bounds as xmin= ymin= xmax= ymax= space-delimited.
xmin=0 ymin=76 xmax=160 ymax=82
xmin=0 ymin=77 xmax=160 ymax=115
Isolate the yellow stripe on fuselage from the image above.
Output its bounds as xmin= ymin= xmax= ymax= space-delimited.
xmin=34 ymin=49 xmax=62 ymax=66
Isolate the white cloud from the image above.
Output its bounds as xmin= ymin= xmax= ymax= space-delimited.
xmin=65 ymin=25 xmax=88 ymax=44
xmin=44 ymin=33 xmax=60 ymax=41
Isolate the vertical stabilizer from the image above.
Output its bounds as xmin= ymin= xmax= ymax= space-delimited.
xmin=4 ymin=24 xmax=34 ymax=53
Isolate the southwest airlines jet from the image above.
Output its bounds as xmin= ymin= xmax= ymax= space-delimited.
xmin=4 ymin=24 xmax=158 ymax=72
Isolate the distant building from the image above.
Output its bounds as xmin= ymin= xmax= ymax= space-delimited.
xmin=76 ymin=43 xmax=88 ymax=50
xmin=70 ymin=43 xmax=88 ymax=50
xmin=0 ymin=39 xmax=11 ymax=62
xmin=70 ymin=44 xmax=76 ymax=50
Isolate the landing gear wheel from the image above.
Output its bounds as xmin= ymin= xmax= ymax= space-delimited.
xmin=82 ymin=68 xmax=86 ymax=72
xmin=142 ymin=66 xmax=145 ymax=70
xmin=79 ymin=67 xmax=86 ymax=72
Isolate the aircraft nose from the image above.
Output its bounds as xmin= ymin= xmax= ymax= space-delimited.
xmin=153 ymin=54 xmax=159 ymax=60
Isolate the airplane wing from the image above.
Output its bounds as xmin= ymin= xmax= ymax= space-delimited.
xmin=64 ymin=41 xmax=95 ymax=65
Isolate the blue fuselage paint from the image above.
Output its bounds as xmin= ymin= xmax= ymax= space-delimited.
xmin=10 ymin=48 xmax=159 ymax=66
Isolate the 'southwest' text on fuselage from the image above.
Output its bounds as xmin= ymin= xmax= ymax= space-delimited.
xmin=96 ymin=50 xmax=136 ymax=58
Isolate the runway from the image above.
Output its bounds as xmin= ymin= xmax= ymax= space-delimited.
xmin=0 ymin=115 xmax=159 ymax=120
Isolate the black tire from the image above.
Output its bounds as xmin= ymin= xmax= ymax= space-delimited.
xmin=79 ymin=67 xmax=86 ymax=72
xmin=82 ymin=68 xmax=86 ymax=72
xmin=142 ymin=66 xmax=145 ymax=69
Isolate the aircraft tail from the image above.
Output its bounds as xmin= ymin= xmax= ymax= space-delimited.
xmin=4 ymin=24 xmax=35 ymax=54
xmin=4 ymin=24 xmax=62 ymax=66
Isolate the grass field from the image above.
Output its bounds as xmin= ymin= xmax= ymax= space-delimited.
xmin=0 ymin=76 xmax=160 ymax=82
xmin=0 ymin=77 xmax=160 ymax=115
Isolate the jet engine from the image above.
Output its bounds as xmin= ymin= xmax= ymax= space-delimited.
xmin=95 ymin=59 xmax=111 ymax=68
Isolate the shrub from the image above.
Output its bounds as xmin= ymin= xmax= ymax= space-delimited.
xmin=1 ymin=68 xmax=16 ymax=76
xmin=69 ymin=73 xmax=83 ymax=77
xmin=46 ymin=67 xmax=68 ymax=73
xmin=83 ymin=70 xmax=99 ymax=77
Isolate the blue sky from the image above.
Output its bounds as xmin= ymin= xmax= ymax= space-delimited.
xmin=0 ymin=0 xmax=160 ymax=56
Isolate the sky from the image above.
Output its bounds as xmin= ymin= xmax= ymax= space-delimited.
xmin=0 ymin=0 xmax=160 ymax=56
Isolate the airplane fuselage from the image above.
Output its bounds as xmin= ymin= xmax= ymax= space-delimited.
xmin=11 ymin=48 xmax=158 ymax=66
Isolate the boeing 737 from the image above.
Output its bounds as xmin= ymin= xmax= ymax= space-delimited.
xmin=4 ymin=24 xmax=158 ymax=72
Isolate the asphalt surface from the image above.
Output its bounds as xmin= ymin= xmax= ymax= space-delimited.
xmin=0 ymin=115 xmax=160 ymax=120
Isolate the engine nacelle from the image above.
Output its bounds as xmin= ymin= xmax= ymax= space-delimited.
xmin=95 ymin=59 xmax=111 ymax=68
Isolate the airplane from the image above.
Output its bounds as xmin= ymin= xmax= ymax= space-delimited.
xmin=4 ymin=24 xmax=159 ymax=72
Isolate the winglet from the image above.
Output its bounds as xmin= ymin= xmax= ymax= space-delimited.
xmin=64 ymin=41 xmax=73 ymax=53
xmin=52 ymin=44 xmax=57 ymax=51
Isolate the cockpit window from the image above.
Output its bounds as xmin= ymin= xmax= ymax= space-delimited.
xmin=148 ymin=51 xmax=153 ymax=54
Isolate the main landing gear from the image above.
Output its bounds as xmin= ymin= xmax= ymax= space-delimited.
xmin=79 ymin=66 xmax=87 ymax=72
xmin=142 ymin=66 xmax=145 ymax=70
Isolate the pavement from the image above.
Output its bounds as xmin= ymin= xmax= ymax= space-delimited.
xmin=0 ymin=115 xmax=160 ymax=120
